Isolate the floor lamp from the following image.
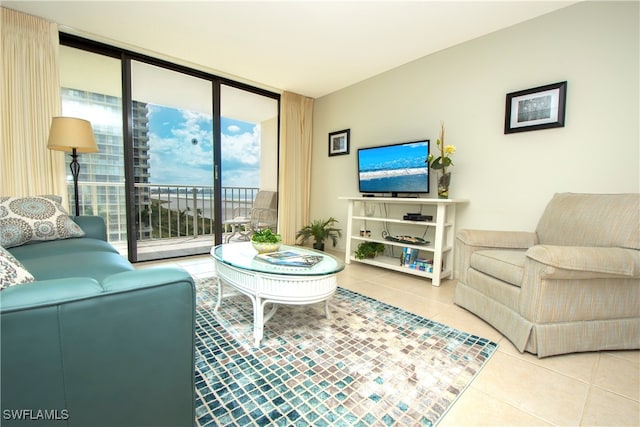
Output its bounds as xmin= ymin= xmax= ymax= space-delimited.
xmin=47 ymin=117 xmax=98 ymax=216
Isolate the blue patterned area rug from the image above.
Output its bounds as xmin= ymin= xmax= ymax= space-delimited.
xmin=194 ymin=277 xmax=497 ymax=426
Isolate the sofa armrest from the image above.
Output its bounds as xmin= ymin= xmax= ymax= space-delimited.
xmin=102 ymin=267 xmax=194 ymax=292
xmin=526 ymin=245 xmax=640 ymax=278
xmin=1 ymin=267 xmax=196 ymax=425
xmin=0 ymin=278 xmax=102 ymax=313
xmin=0 ymin=268 xmax=194 ymax=313
xmin=72 ymin=215 xmax=108 ymax=241
xmin=518 ymin=245 xmax=640 ymax=330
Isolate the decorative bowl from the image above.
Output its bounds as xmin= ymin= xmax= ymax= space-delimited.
xmin=251 ymin=241 xmax=281 ymax=254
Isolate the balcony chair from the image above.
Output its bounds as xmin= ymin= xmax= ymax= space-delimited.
xmin=454 ymin=192 xmax=640 ymax=358
xmin=223 ymin=190 xmax=277 ymax=242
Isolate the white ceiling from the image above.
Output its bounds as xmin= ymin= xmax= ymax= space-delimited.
xmin=4 ymin=1 xmax=577 ymax=99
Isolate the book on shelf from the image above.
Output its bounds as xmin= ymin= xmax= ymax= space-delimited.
xmin=255 ymin=250 xmax=323 ymax=267
xmin=400 ymin=247 xmax=434 ymax=272
xmin=408 ymin=257 xmax=434 ymax=272
xmin=400 ymin=247 xmax=419 ymax=266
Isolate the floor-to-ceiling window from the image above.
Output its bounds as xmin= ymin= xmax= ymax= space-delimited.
xmin=219 ymin=84 xmax=279 ymax=224
xmin=59 ymin=34 xmax=280 ymax=262
xmin=59 ymin=45 xmax=128 ymax=256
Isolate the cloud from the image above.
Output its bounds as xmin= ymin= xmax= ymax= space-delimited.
xmin=63 ymin=101 xmax=121 ymax=130
xmin=220 ymin=124 xmax=261 ymax=188
xmin=147 ymin=108 xmax=214 ymax=185
xmin=148 ymin=132 xmax=214 ymax=185
xmin=222 ymin=125 xmax=260 ymax=167
xmin=221 ymin=168 xmax=260 ymax=188
xmin=146 ymin=105 xmax=260 ymax=188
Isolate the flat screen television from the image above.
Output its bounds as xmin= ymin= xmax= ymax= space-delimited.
xmin=357 ymin=139 xmax=430 ymax=196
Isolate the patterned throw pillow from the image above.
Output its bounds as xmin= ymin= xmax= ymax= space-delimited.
xmin=0 ymin=196 xmax=85 ymax=248
xmin=0 ymin=246 xmax=35 ymax=290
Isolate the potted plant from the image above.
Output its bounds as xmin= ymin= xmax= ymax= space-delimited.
xmin=295 ymin=217 xmax=342 ymax=251
xmin=251 ymin=228 xmax=282 ymax=253
xmin=354 ymin=242 xmax=385 ymax=260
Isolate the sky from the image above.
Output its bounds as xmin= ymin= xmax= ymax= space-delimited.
xmin=147 ymin=104 xmax=260 ymax=188
xmin=358 ymin=141 xmax=429 ymax=172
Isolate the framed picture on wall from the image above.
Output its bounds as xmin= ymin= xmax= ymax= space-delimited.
xmin=504 ymin=81 xmax=567 ymax=134
xmin=328 ymin=129 xmax=350 ymax=156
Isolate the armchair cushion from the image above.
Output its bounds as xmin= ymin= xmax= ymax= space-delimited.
xmin=470 ymin=249 xmax=526 ymax=287
xmin=456 ymin=229 xmax=536 ymax=285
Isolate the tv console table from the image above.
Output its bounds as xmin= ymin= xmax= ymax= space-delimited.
xmin=340 ymin=197 xmax=467 ymax=286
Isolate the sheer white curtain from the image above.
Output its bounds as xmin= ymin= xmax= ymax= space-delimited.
xmin=278 ymin=91 xmax=314 ymax=244
xmin=1 ymin=7 xmax=65 ymax=197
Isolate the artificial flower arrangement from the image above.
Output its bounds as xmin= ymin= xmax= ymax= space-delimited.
xmin=425 ymin=122 xmax=456 ymax=198
xmin=426 ymin=121 xmax=456 ymax=172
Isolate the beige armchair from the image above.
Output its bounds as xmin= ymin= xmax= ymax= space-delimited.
xmin=454 ymin=193 xmax=640 ymax=358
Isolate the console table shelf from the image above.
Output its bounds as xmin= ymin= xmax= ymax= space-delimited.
xmin=350 ymin=215 xmax=453 ymax=228
xmin=349 ymin=255 xmax=454 ymax=281
xmin=340 ymin=197 xmax=467 ymax=286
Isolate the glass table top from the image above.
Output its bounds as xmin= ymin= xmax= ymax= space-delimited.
xmin=211 ymin=242 xmax=345 ymax=276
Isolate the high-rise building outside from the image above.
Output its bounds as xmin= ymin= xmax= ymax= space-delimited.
xmin=61 ymin=88 xmax=151 ymax=241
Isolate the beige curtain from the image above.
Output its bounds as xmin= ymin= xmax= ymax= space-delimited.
xmin=278 ymin=91 xmax=314 ymax=244
xmin=1 ymin=7 xmax=65 ymax=197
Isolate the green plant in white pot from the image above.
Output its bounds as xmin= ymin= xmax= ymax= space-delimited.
xmin=251 ymin=228 xmax=282 ymax=253
xmin=295 ymin=217 xmax=342 ymax=251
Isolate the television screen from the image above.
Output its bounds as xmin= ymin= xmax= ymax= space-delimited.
xmin=358 ymin=140 xmax=430 ymax=195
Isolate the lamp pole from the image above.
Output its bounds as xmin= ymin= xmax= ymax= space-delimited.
xmin=69 ymin=148 xmax=81 ymax=216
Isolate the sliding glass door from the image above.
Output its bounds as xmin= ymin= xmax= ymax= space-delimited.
xmin=130 ymin=60 xmax=215 ymax=261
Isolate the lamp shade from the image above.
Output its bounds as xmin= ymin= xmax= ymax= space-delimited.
xmin=47 ymin=117 xmax=98 ymax=153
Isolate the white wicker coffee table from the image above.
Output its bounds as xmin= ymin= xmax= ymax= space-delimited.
xmin=210 ymin=242 xmax=344 ymax=347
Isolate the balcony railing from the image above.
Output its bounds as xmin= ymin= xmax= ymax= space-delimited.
xmin=72 ymin=182 xmax=260 ymax=245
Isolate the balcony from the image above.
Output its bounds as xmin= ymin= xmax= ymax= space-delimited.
xmin=73 ymin=182 xmax=264 ymax=261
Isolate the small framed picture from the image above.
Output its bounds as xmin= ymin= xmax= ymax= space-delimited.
xmin=328 ymin=129 xmax=350 ymax=156
xmin=504 ymin=81 xmax=567 ymax=134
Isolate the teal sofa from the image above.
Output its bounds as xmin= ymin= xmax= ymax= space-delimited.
xmin=1 ymin=216 xmax=196 ymax=426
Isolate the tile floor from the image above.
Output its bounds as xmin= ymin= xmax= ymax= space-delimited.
xmin=139 ymin=252 xmax=640 ymax=427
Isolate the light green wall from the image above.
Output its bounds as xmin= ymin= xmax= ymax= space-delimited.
xmin=311 ymin=1 xmax=639 ymax=250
